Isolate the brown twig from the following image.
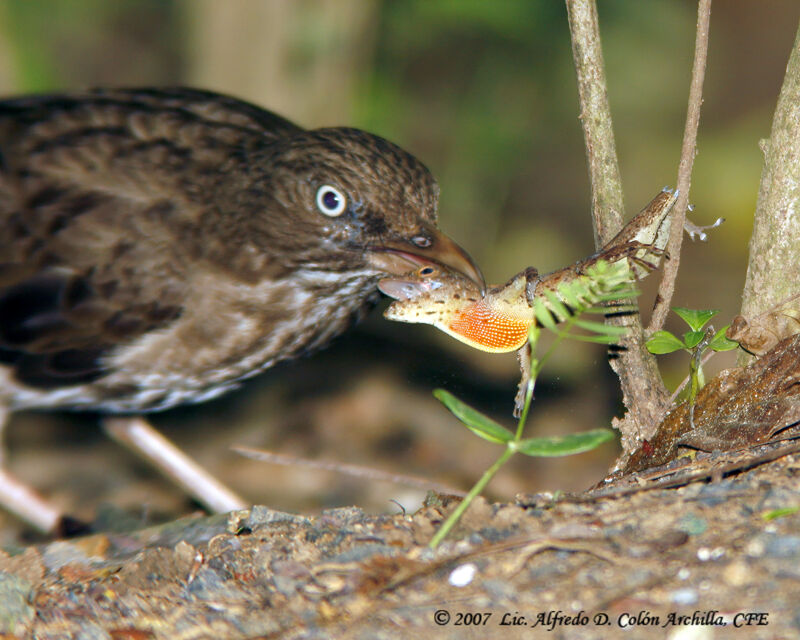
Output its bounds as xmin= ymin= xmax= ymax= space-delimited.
xmin=566 ymin=0 xmax=669 ymax=450
xmin=648 ymin=0 xmax=713 ymax=334
xmin=232 ymin=445 xmax=466 ymax=497
xmin=564 ymin=0 xmax=624 ymax=246
xmin=581 ymin=437 xmax=800 ymax=501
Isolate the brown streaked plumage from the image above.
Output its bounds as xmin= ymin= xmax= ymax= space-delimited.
xmin=0 ymin=87 xmax=484 ymax=531
xmin=0 ymin=87 xmax=483 ymax=413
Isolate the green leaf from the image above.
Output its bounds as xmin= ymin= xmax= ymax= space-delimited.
xmin=646 ymin=330 xmax=686 ymax=354
xmin=558 ymin=284 xmax=582 ymax=309
xmin=683 ymin=330 xmax=706 ymax=349
xmin=761 ymin=506 xmax=800 ymax=521
xmin=583 ymin=303 xmax=638 ymax=318
xmin=588 ymin=258 xmax=627 ymax=282
xmin=557 ymin=332 xmax=625 ymax=344
xmin=529 ymin=257 xmax=641 ymax=342
xmin=514 ymin=428 xmax=614 ymax=457
xmin=572 ymin=318 xmax=629 ymax=336
xmin=433 ymin=389 xmax=513 ymax=444
xmin=542 ymin=289 xmax=571 ymax=322
xmin=533 ymin=297 xmax=558 ymax=330
xmin=708 ymin=325 xmax=739 ymax=351
xmin=592 ymin=288 xmax=640 ymax=303
xmin=551 ymin=330 xmax=620 ymax=344
xmin=673 ymin=307 xmax=718 ymax=332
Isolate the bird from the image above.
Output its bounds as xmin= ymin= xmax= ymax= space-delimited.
xmin=0 ymin=87 xmax=484 ymax=534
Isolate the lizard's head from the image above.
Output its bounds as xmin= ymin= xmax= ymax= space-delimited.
xmin=378 ymin=265 xmax=480 ymax=320
xmin=378 ymin=266 xmax=533 ymax=353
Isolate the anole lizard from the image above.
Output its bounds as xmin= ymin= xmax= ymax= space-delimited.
xmin=378 ymin=188 xmax=706 ymax=414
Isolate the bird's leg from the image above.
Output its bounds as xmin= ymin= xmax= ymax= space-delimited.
xmin=0 ymin=402 xmax=63 ymax=533
xmin=0 ymin=469 xmax=63 ymax=534
xmin=103 ymin=416 xmax=248 ymax=513
xmin=0 ymin=400 xmax=6 ymax=468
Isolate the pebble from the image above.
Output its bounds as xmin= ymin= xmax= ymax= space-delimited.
xmin=449 ymin=562 xmax=478 ymax=587
xmin=669 ymin=587 xmax=699 ymax=605
xmin=723 ymin=560 xmax=750 ymax=586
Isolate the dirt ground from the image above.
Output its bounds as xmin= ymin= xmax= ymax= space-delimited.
xmin=0 ymin=334 xmax=798 ymax=639
xmin=1 ymin=442 xmax=799 ymax=639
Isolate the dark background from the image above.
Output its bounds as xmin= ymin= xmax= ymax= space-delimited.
xmin=1 ymin=0 xmax=798 ymax=541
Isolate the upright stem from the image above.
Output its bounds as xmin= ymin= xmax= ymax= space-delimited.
xmin=565 ymin=0 xmax=668 ymax=450
xmin=564 ymin=0 xmax=624 ymax=245
xmin=649 ymin=0 xmax=713 ymax=334
xmin=429 ymin=446 xmax=515 ymax=549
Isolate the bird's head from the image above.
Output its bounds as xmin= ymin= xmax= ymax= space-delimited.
xmin=256 ymin=127 xmax=484 ymax=290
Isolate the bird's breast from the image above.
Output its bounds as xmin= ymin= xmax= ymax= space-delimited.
xmin=94 ymin=269 xmax=380 ymax=410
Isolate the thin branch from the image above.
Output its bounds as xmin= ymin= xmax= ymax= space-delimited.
xmin=565 ymin=0 xmax=624 ymax=245
xmin=648 ymin=0 xmax=712 ymax=334
xmin=582 ymin=438 xmax=800 ymax=500
xmin=232 ymin=446 xmax=466 ymax=497
xmin=566 ymin=0 xmax=669 ymax=449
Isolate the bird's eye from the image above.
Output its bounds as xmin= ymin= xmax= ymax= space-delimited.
xmin=315 ymin=185 xmax=347 ymax=217
xmin=412 ymin=234 xmax=432 ymax=248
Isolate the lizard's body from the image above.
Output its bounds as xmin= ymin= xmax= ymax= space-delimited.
xmin=379 ymin=188 xmax=680 ymax=353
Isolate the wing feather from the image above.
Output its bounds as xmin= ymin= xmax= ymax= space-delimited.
xmin=0 ymin=88 xmax=297 ymax=390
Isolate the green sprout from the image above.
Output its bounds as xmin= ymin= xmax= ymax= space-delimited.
xmin=646 ymin=307 xmax=738 ymax=423
xmin=646 ymin=307 xmax=739 ymax=397
xmin=761 ymin=506 xmax=800 ymax=522
xmin=428 ymin=260 xmax=635 ymax=548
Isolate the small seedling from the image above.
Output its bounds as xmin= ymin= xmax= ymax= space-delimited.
xmin=429 ymin=261 xmax=634 ymax=548
xmin=761 ymin=506 xmax=800 ymax=521
xmin=646 ymin=307 xmax=738 ymax=423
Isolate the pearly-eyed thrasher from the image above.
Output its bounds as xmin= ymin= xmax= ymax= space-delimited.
xmin=0 ymin=88 xmax=484 ymax=533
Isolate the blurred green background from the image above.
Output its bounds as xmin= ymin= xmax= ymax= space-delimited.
xmin=1 ymin=0 xmax=798 ymax=540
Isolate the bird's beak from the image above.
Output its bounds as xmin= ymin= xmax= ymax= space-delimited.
xmin=367 ymin=222 xmax=485 ymax=293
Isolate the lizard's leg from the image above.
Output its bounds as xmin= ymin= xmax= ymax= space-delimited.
xmin=514 ymin=342 xmax=533 ymax=418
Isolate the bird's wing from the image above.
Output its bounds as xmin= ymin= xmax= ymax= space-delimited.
xmin=0 ymin=90 xmax=294 ymax=390
xmin=86 ymin=87 xmax=303 ymax=138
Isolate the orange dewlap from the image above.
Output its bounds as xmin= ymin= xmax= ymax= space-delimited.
xmin=447 ymin=300 xmax=530 ymax=353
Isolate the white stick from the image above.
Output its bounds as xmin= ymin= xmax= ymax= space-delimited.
xmin=104 ymin=416 xmax=247 ymax=514
xmin=0 ymin=467 xmax=62 ymax=533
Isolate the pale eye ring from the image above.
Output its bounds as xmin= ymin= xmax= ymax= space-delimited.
xmin=315 ymin=185 xmax=347 ymax=217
